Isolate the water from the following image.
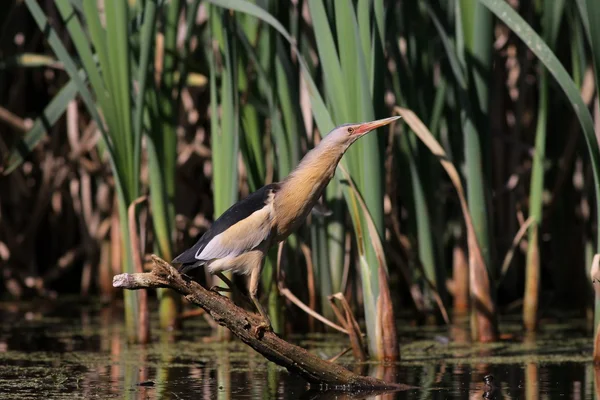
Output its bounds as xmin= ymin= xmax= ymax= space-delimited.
xmin=0 ymin=297 xmax=597 ymax=399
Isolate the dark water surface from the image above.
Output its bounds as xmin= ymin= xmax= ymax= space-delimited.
xmin=0 ymin=298 xmax=596 ymax=399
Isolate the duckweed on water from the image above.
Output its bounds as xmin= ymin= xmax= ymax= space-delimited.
xmin=0 ymin=299 xmax=597 ymax=399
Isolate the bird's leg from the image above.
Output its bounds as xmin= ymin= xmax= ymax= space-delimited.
xmin=209 ymin=272 xmax=235 ymax=293
xmin=252 ymin=298 xmax=272 ymax=338
xmin=249 ymin=263 xmax=272 ymax=338
xmin=210 ymin=272 xmax=254 ymax=308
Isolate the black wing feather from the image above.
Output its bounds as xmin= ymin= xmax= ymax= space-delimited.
xmin=172 ymin=183 xmax=279 ymax=268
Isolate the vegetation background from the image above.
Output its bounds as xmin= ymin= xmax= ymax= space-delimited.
xmin=2 ymin=0 xmax=600 ymax=362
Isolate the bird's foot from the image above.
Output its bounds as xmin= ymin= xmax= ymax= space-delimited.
xmin=209 ymin=285 xmax=231 ymax=294
xmin=253 ymin=320 xmax=273 ymax=339
xmin=250 ymin=296 xmax=272 ymax=339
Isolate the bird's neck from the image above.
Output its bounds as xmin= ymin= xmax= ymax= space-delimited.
xmin=283 ymin=139 xmax=345 ymax=196
xmin=273 ymin=141 xmax=344 ymax=237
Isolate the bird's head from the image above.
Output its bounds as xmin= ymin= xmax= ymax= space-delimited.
xmin=283 ymin=115 xmax=401 ymax=190
xmin=323 ymin=116 xmax=401 ymax=150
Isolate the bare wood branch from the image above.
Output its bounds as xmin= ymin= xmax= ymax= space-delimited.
xmin=113 ymin=255 xmax=412 ymax=390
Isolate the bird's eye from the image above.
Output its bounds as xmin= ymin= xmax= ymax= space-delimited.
xmin=347 ymin=127 xmax=354 ymax=134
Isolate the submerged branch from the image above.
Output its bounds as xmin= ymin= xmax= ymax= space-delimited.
xmin=113 ymin=255 xmax=411 ymax=390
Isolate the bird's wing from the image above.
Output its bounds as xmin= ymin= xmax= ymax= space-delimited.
xmin=196 ymin=205 xmax=273 ymax=260
xmin=172 ymin=183 xmax=278 ymax=265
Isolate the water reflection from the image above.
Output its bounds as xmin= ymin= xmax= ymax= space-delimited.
xmin=0 ymin=299 xmax=596 ymax=399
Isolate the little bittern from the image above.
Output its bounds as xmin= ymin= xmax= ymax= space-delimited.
xmin=172 ymin=116 xmax=399 ymax=335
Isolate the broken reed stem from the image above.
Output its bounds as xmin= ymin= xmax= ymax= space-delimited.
xmin=127 ymin=196 xmax=149 ymax=344
xmin=299 ymin=242 xmax=317 ymax=332
xmin=277 ymin=285 xmax=349 ymax=334
xmin=451 ymin=244 xmax=469 ymax=314
xmin=328 ymin=293 xmax=368 ymax=361
xmin=499 ymin=216 xmax=534 ymax=282
xmin=113 ymin=255 xmax=411 ymax=390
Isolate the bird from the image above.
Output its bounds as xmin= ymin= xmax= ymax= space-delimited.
xmin=172 ymin=116 xmax=400 ymax=337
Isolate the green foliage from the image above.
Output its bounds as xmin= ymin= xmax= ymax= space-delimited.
xmin=7 ymin=0 xmax=600 ymax=356
xmin=23 ymin=0 xmax=147 ymax=342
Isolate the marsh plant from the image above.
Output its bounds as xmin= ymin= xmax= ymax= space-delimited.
xmin=1 ymin=0 xmax=600 ymax=359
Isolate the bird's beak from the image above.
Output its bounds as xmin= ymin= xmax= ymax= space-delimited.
xmin=353 ymin=116 xmax=401 ymax=136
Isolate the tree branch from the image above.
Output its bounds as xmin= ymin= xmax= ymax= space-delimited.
xmin=113 ymin=255 xmax=411 ymax=390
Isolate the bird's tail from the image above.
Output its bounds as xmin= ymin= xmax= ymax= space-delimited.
xmin=172 ymin=246 xmax=204 ymax=275
xmin=176 ymin=260 xmax=204 ymax=276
